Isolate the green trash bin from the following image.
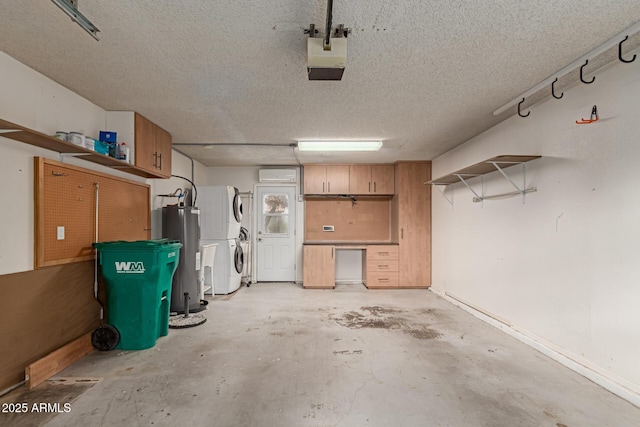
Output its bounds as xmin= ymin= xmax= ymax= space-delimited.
xmin=93 ymin=239 xmax=182 ymax=350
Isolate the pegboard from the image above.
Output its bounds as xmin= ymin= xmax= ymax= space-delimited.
xmin=35 ymin=157 xmax=150 ymax=268
xmin=305 ymin=197 xmax=391 ymax=242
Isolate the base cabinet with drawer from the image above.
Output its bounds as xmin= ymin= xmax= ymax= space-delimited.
xmin=303 ymin=245 xmax=335 ymax=288
xmin=364 ymin=245 xmax=399 ymax=288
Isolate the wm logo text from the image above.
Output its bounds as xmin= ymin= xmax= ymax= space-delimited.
xmin=115 ymin=262 xmax=146 ymax=274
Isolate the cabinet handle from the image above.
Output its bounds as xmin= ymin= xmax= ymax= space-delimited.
xmin=379 ymin=278 xmax=389 ymax=282
xmin=153 ymin=152 xmax=158 ymax=168
xmin=328 ymin=182 xmax=331 ymax=193
xmin=158 ymin=153 xmax=162 ymax=169
xmin=369 ymin=182 xmax=371 ymax=192
xmin=374 ymin=182 xmax=377 ymax=192
xmin=378 ymin=264 xmax=389 ymax=269
xmin=379 ymin=251 xmax=389 ymax=255
xmin=401 ymin=228 xmax=404 ymax=239
xmin=332 ymin=247 xmax=334 ymax=259
xmin=323 ymin=182 xmax=325 ymax=193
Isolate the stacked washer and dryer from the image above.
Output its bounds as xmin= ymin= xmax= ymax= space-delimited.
xmin=199 ymin=186 xmax=244 ymax=295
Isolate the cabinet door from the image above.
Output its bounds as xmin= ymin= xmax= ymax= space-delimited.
xmin=303 ymin=245 xmax=335 ymax=288
xmin=134 ymin=113 xmax=156 ymax=173
xmin=303 ymin=165 xmax=327 ymax=194
xmin=326 ymin=165 xmax=349 ymax=194
xmin=155 ymin=126 xmax=172 ymax=178
xmin=395 ymin=162 xmax=431 ymax=287
xmin=371 ymin=165 xmax=395 ymax=195
xmin=349 ymin=165 xmax=371 ymax=194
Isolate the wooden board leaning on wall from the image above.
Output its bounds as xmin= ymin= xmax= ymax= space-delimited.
xmin=34 ymin=157 xmax=151 ymax=268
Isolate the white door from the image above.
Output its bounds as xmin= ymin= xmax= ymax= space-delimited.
xmin=256 ymin=186 xmax=296 ymax=282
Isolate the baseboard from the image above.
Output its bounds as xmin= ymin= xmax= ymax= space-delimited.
xmin=429 ymin=287 xmax=640 ymax=408
xmin=335 ymin=280 xmax=364 ymax=285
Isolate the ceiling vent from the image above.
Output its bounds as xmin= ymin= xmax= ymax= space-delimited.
xmin=258 ymin=169 xmax=297 ymax=183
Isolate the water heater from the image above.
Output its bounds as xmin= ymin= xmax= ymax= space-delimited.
xmin=162 ymin=206 xmax=201 ymax=313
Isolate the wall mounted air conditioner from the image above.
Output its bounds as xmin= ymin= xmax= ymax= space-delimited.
xmin=258 ymin=169 xmax=297 ymax=183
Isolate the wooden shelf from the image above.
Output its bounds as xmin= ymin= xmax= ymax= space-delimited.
xmin=427 ymin=155 xmax=541 ymax=206
xmin=0 ymin=118 xmax=166 ymax=179
xmin=427 ymin=155 xmax=541 ymax=185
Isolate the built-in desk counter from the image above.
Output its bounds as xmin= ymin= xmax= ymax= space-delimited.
xmin=302 ymin=243 xmax=399 ymax=289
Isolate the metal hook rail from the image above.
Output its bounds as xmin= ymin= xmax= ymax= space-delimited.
xmin=493 ymin=19 xmax=640 ymax=116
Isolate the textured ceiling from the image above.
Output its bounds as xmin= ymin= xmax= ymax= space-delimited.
xmin=1 ymin=1 xmax=640 ymax=166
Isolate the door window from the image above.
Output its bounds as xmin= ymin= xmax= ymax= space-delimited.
xmin=262 ymin=193 xmax=289 ymax=235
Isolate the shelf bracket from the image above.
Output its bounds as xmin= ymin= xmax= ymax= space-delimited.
xmin=432 ymin=184 xmax=454 ymax=207
xmin=485 ymin=161 xmax=535 ymax=204
xmin=455 ymin=173 xmax=484 ymax=206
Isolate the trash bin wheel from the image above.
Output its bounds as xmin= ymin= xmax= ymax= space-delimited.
xmin=92 ymin=325 xmax=120 ymax=351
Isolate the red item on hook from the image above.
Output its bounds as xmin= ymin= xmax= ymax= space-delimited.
xmin=576 ymin=105 xmax=598 ymax=124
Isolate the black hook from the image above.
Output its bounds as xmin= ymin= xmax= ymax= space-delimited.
xmin=618 ymin=36 xmax=636 ymax=63
xmin=580 ymin=60 xmax=595 ymax=84
xmin=518 ymin=98 xmax=530 ymax=117
xmin=551 ymin=78 xmax=563 ymax=99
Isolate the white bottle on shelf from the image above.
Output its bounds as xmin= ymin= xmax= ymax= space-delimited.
xmin=121 ymin=142 xmax=131 ymax=163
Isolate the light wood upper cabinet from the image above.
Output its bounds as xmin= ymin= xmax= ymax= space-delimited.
xmin=326 ymin=165 xmax=349 ymax=194
xmin=304 ymin=164 xmax=394 ymax=195
xmin=134 ymin=113 xmax=172 ymax=178
xmin=303 ymin=165 xmax=349 ymax=194
xmin=348 ymin=165 xmax=371 ymax=194
xmin=371 ymin=165 xmax=394 ymax=194
xmin=134 ymin=113 xmax=156 ymax=173
xmin=154 ymin=125 xmax=172 ymax=177
xmin=348 ymin=165 xmax=394 ymax=195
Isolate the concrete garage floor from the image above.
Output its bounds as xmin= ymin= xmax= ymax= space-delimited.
xmin=4 ymin=283 xmax=640 ymax=426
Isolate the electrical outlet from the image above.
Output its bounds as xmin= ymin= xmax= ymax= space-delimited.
xmin=57 ymin=226 xmax=65 ymax=240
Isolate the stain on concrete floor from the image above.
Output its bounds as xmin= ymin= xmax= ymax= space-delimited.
xmin=330 ymin=306 xmax=442 ymax=340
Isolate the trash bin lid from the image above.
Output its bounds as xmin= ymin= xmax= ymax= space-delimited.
xmin=93 ymin=239 xmax=182 ymax=251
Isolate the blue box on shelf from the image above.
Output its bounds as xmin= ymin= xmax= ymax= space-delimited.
xmin=99 ymin=131 xmax=117 ymax=143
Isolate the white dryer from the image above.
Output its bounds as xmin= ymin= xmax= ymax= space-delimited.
xmin=200 ymin=186 xmax=243 ymax=240
xmin=205 ymin=238 xmax=243 ymax=295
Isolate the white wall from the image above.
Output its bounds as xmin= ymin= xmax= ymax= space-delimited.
xmin=0 ymin=51 xmax=200 ymax=274
xmin=149 ymin=151 xmax=206 ymax=239
xmin=432 ymin=54 xmax=640 ymax=401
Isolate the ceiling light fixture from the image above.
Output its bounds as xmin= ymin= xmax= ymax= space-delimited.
xmin=297 ymin=140 xmax=382 ymax=152
xmin=51 ymin=0 xmax=100 ymax=41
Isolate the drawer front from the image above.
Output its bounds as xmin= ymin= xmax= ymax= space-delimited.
xmin=366 ymin=271 xmax=399 ymax=288
xmin=366 ymin=245 xmax=398 ymax=261
xmin=367 ymin=259 xmax=399 ymax=272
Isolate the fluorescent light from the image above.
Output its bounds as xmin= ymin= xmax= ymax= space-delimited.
xmin=51 ymin=0 xmax=100 ymax=41
xmin=297 ymin=140 xmax=382 ymax=152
